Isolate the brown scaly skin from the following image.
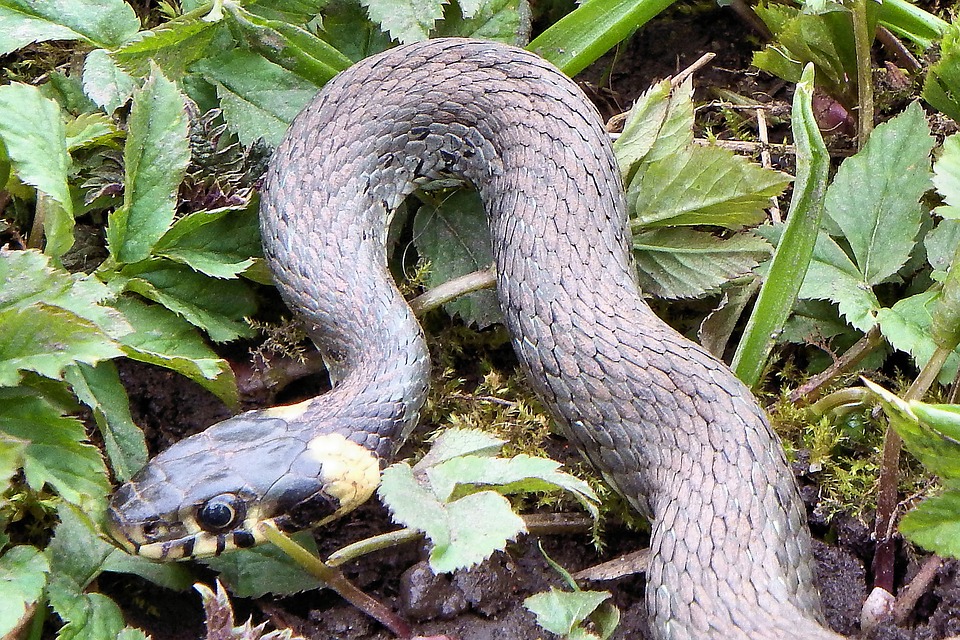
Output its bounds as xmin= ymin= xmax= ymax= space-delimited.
xmin=108 ymin=38 xmax=843 ymax=639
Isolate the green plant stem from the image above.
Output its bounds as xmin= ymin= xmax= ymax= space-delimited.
xmin=409 ymin=266 xmax=496 ymax=316
xmin=784 ymin=326 xmax=884 ymax=406
xmin=260 ymin=521 xmax=413 ymax=638
xmin=806 ymin=386 xmax=870 ymax=418
xmin=732 ymin=65 xmax=828 ymax=387
xmin=850 ymin=0 xmax=875 ymax=148
xmin=871 ymin=345 xmax=952 ymax=593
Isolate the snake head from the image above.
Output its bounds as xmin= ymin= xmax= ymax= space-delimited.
xmin=106 ymin=401 xmax=381 ymax=561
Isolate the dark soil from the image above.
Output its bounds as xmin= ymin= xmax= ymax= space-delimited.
xmin=104 ymin=6 xmax=960 ymax=640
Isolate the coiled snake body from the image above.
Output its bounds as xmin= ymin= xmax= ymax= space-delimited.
xmin=108 ymin=38 xmax=842 ymax=639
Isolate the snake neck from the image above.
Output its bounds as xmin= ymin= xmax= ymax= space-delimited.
xmin=261 ymin=38 xmax=841 ymax=640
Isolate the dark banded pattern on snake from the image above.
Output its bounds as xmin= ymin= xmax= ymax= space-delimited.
xmin=107 ymin=38 xmax=843 ymax=639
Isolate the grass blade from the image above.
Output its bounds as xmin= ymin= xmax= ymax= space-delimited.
xmin=732 ymin=64 xmax=829 ymax=387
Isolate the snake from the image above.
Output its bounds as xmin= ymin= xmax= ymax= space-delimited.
xmin=107 ymin=38 xmax=845 ymax=639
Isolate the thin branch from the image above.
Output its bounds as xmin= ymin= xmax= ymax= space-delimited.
xmin=409 ymin=267 xmax=497 ymax=316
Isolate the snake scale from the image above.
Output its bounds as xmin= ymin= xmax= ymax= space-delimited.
xmin=107 ymin=38 xmax=844 ymax=639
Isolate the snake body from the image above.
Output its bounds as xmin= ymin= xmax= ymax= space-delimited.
xmin=108 ymin=38 xmax=843 ymax=639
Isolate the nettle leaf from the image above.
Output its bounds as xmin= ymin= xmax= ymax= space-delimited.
xmin=922 ymin=25 xmax=960 ymax=122
xmin=106 ymin=65 xmax=190 ymax=265
xmin=192 ymin=49 xmax=319 ymax=147
xmin=202 ymin=532 xmax=323 ymax=597
xmin=824 ymin=102 xmax=934 ymax=285
xmin=382 ymin=463 xmax=525 ymax=573
xmin=0 ymin=249 xmax=128 ymax=384
xmin=0 ymin=546 xmax=49 ymax=639
xmin=121 ymin=260 xmax=257 ymax=342
xmin=900 ymin=490 xmax=960 ymax=559
xmin=412 ymin=189 xmax=501 ymax=328
xmin=633 ymin=228 xmax=771 ymax=299
xmin=110 ymin=296 xmax=239 ymax=406
xmin=434 ymin=0 xmax=524 ymax=43
xmin=317 ymin=1 xmax=392 ymax=63
xmin=0 ymin=83 xmax=73 ymax=257
xmin=379 ymin=428 xmax=598 ymax=573
xmin=360 ymin=0 xmax=446 ymax=44
xmin=876 ymin=291 xmax=960 ymax=384
xmin=757 ymin=226 xmax=881 ymax=332
xmin=525 ymin=588 xmax=615 ymax=639
xmin=933 ymin=133 xmax=960 ymax=221
xmin=0 ymin=0 xmax=140 ymax=55
xmin=64 ymin=362 xmax=146 ymax=483
xmin=113 ymin=18 xmax=225 ymax=79
xmin=82 ymin=49 xmax=136 ymax=114
xmin=629 ymin=143 xmax=791 ymax=230
xmin=615 ymin=78 xmax=694 ymax=175
xmin=0 ymin=389 xmax=109 ymax=508
xmin=153 ymin=205 xmax=262 ymax=279
xmin=225 ymin=5 xmax=352 ymax=86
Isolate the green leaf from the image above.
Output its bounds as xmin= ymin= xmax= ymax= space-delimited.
xmin=110 ymin=296 xmax=239 ymax=406
xmin=879 ymin=0 xmax=948 ymax=49
xmin=0 ymin=304 xmax=123 ymax=385
xmin=381 ymin=462 xmax=526 ymax=573
xmin=0 ymin=546 xmax=49 ymax=639
xmin=628 ymin=143 xmax=790 ymax=229
xmin=528 ymin=0 xmax=679 ymax=77
xmin=0 ymin=249 xmax=128 ymax=334
xmin=202 ymin=532 xmax=323 ymax=597
xmin=225 ymin=5 xmax=352 ymax=86
xmin=434 ymin=0 xmax=525 ymax=43
xmin=113 ymin=18 xmax=225 ymax=79
xmin=0 ymin=0 xmax=139 ymax=55
xmin=613 ymin=78 xmax=692 ymax=178
xmin=316 ymin=0 xmax=392 ymax=62
xmin=191 ymin=49 xmax=319 ymax=147
xmin=65 ymin=112 xmax=121 ymax=153
xmin=63 ymin=362 xmax=146 ymax=483
xmin=0 ymin=248 xmax=128 ymax=384
xmin=46 ymin=504 xmax=183 ymax=640
xmin=0 ymin=388 xmax=110 ymax=508
xmin=0 ymin=83 xmax=73 ymax=256
xmin=360 ymin=0 xmax=445 ymax=44
xmin=153 ymin=205 xmax=262 ymax=279
xmin=900 ymin=489 xmax=960 ymax=558
xmin=925 ymin=220 xmax=960 ymax=278
xmin=933 ymin=132 xmax=960 ymax=221
xmin=381 ymin=429 xmax=598 ymax=573
xmin=633 ymin=228 xmax=771 ymax=299
xmin=758 ymin=226 xmax=881 ymax=332
xmin=412 ymin=190 xmax=501 ymax=328
xmin=106 ymin=64 xmax=190 ymax=264
xmin=82 ymin=49 xmax=136 ymax=114
xmin=922 ymin=25 xmax=960 ymax=121
xmin=121 ymin=260 xmax=257 ymax=342
xmin=865 ymin=381 xmax=960 ymax=479
xmin=732 ymin=64 xmax=828 ymax=386
xmin=876 ymin=291 xmax=960 ymax=384
xmin=524 ymin=588 xmax=612 ymax=637
xmin=824 ymin=102 xmax=934 ymax=285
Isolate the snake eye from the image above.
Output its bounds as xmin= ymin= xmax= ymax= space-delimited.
xmin=197 ymin=494 xmax=245 ymax=533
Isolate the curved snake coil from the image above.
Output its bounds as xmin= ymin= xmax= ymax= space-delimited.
xmin=107 ymin=38 xmax=843 ymax=639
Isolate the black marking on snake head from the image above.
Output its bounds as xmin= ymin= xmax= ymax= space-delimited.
xmin=214 ymin=535 xmax=227 ymax=556
xmin=233 ymin=530 xmax=256 ymax=549
xmin=180 ymin=537 xmax=195 ymax=558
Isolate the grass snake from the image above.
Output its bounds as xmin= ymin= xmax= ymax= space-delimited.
xmin=107 ymin=38 xmax=843 ymax=639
